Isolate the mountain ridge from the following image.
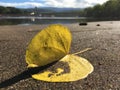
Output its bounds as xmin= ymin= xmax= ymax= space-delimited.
xmin=24 ymin=7 xmax=82 ymax=13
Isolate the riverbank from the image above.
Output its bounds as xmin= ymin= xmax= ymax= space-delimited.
xmin=0 ymin=21 xmax=120 ymax=90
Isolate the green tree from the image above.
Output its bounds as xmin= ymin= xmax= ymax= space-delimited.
xmin=92 ymin=4 xmax=103 ymax=17
xmin=84 ymin=0 xmax=120 ymax=19
xmin=84 ymin=7 xmax=93 ymax=17
xmin=7 ymin=7 xmax=23 ymax=14
xmin=0 ymin=6 xmax=9 ymax=14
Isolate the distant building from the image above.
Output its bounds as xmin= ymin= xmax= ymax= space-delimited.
xmin=30 ymin=12 xmax=35 ymax=15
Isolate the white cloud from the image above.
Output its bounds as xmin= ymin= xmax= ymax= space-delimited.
xmin=43 ymin=0 xmax=78 ymax=8
xmin=0 ymin=0 xmax=109 ymax=8
xmin=85 ymin=0 xmax=109 ymax=5
xmin=0 ymin=2 xmax=44 ymax=8
xmin=43 ymin=0 xmax=108 ymax=8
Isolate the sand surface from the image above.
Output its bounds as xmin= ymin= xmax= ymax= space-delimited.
xmin=0 ymin=21 xmax=120 ymax=90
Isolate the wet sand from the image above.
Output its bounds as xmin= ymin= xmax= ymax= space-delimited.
xmin=0 ymin=21 xmax=120 ymax=90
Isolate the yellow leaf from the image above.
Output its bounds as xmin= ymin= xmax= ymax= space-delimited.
xmin=25 ymin=24 xmax=94 ymax=82
xmin=32 ymin=54 xmax=94 ymax=82
xmin=26 ymin=24 xmax=72 ymax=68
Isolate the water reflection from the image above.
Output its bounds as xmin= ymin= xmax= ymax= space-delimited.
xmin=0 ymin=17 xmax=87 ymax=25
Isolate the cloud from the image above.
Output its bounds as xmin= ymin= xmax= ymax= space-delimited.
xmin=85 ymin=0 xmax=109 ymax=5
xmin=0 ymin=2 xmax=44 ymax=8
xmin=0 ymin=0 xmax=109 ymax=8
xmin=43 ymin=0 xmax=87 ymax=8
xmin=43 ymin=0 xmax=108 ymax=8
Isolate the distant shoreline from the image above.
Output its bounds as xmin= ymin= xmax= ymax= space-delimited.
xmin=0 ymin=17 xmax=87 ymax=25
xmin=0 ymin=16 xmax=86 ymax=20
xmin=0 ymin=16 xmax=120 ymax=26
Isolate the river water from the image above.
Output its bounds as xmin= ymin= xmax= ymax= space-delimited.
xmin=0 ymin=17 xmax=90 ymax=25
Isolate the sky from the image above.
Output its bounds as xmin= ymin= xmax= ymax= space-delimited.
xmin=0 ymin=0 xmax=109 ymax=8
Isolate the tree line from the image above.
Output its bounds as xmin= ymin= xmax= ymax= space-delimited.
xmin=0 ymin=6 xmax=83 ymax=17
xmin=0 ymin=6 xmax=27 ymax=15
xmin=83 ymin=0 xmax=120 ymax=19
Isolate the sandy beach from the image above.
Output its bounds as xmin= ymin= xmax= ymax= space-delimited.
xmin=0 ymin=21 xmax=120 ymax=90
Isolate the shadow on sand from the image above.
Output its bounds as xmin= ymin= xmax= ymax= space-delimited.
xmin=0 ymin=61 xmax=57 ymax=88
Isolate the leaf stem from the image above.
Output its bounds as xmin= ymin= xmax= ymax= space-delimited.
xmin=73 ymin=48 xmax=92 ymax=55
